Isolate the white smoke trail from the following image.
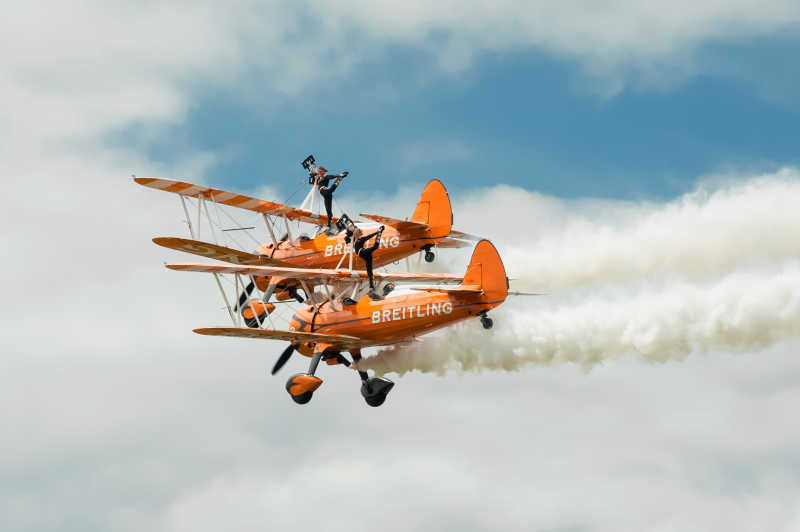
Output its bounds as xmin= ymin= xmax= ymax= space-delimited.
xmin=479 ymin=169 xmax=800 ymax=289
xmin=357 ymin=264 xmax=800 ymax=375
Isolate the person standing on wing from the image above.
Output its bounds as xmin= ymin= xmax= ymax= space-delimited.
xmin=312 ymin=166 xmax=348 ymax=233
xmin=353 ymin=225 xmax=385 ymax=297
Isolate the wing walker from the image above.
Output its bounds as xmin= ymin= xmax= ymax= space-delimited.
xmin=136 ymin=155 xmax=510 ymax=407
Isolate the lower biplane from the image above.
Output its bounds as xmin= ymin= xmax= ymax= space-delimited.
xmin=167 ymin=240 xmax=508 ymax=406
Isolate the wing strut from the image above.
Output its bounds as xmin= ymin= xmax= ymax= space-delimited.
xmin=263 ymin=214 xmax=279 ymax=247
xmin=179 ymin=194 xmax=236 ymax=326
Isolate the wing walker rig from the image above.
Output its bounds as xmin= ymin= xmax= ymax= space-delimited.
xmin=136 ymin=155 xmax=516 ymax=407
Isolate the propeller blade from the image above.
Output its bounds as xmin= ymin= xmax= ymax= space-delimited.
xmin=271 ymin=344 xmax=295 ymax=375
xmin=235 ymin=281 xmax=256 ymax=311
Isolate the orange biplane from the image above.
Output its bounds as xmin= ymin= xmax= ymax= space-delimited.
xmin=167 ymin=239 xmax=508 ymax=406
xmin=135 ymin=174 xmax=477 ymax=315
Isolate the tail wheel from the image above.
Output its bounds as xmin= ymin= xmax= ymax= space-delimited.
xmin=424 ymin=250 xmax=435 ymax=263
xmin=481 ymin=316 xmax=493 ymax=329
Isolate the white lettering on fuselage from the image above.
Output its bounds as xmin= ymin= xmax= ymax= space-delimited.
xmin=324 ymin=235 xmax=400 ymax=257
xmin=372 ymin=301 xmax=453 ymax=324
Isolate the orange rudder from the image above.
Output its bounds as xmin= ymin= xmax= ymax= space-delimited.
xmin=462 ymin=240 xmax=508 ymax=301
xmin=410 ymin=179 xmax=453 ymax=236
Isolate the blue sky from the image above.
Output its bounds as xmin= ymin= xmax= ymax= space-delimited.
xmin=128 ymin=33 xmax=800 ymax=201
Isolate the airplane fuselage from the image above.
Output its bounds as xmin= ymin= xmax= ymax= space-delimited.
xmin=289 ymin=289 xmax=504 ymax=355
xmin=257 ymin=225 xmax=445 ymax=270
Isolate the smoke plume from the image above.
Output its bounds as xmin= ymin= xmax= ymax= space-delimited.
xmin=358 ymin=171 xmax=800 ymax=375
xmin=502 ymin=170 xmax=800 ymax=290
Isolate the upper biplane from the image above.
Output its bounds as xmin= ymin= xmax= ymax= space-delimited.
xmin=135 ymin=160 xmax=477 ymax=313
xmin=168 ymin=239 xmax=509 ymax=407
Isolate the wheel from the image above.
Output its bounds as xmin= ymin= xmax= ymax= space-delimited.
xmin=424 ymin=250 xmax=435 ymax=263
xmin=360 ymin=377 xmax=394 ymax=407
xmin=481 ymin=317 xmax=493 ymax=329
xmin=365 ymin=394 xmax=386 ymax=407
xmin=291 ymin=391 xmax=313 ymax=404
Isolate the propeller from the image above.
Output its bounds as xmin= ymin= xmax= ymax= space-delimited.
xmin=235 ymin=280 xmax=256 ymax=311
xmin=272 ymin=344 xmax=295 ymax=375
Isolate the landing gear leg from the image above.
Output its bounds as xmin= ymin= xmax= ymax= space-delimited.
xmin=478 ymin=311 xmax=493 ymax=330
xmin=285 ymin=351 xmax=323 ymax=405
xmin=351 ymin=350 xmax=394 ymax=407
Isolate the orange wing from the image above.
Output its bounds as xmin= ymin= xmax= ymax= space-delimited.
xmin=135 ymin=177 xmax=338 ymax=226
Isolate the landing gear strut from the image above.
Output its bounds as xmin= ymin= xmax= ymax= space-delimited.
xmin=423 ymin=245 xmax=435 ymax=263
xmin=479 ymin=311 xmax=493 ymax=330
xmin=352 ymin=351 xmax=394 ymax=407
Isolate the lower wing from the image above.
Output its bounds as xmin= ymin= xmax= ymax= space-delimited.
xmin=193 ymin=327 xmax=368 ymax=349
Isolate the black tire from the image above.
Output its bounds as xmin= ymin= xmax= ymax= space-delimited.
xmin=424 ymin=250 xmax=435 ymax=263
xmin=365 ymin=393 xmax=387 ymax=407
xmin=481 ymin=317 xmax=493 ymax=330
xmin=244 ymin=316 xmax=262 ymax=329
xmin=291 ymin=391 xmax=313 ymax=404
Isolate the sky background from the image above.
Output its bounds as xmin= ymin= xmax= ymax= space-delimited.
xmin=3 ymin=2 xmax=800 ymax=531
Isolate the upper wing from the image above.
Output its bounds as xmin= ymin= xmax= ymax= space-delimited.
xmin=167 ymin=262 xmax=464 ymax=284
xmin=152 ymin=237 xmax=298 ymax=267
xmin=194 ymin=327 xmax=368 ymax=348
xmin=135 ymin=177 xmax=338 ymax=227
xmin=359 ymin=213 xmax=428 ymax=232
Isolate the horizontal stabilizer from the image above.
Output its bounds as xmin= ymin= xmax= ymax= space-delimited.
xmin=153 ymin=237 xmax=296 ymax=267
xmin=436 ymin=238 xmax=473 ymax=249
xmin=135 ymin=177 xmax=342 ymax=227
xmin=194 ymin=328 xmax=367 ymax=348
xmin=507 ymin=291 xmax=546 ymax=296
xmin=167 ymin=262 xmax=463 ymax=285
xmin=411 ymin=285 xmax=483 ymax=294
xmin=359 ymin=214 xmax=429 ymax=232
xmin=448 ymin=229 xmax=481 ymax=241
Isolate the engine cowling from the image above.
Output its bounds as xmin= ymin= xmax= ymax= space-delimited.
xmin=241 ymin=300 xmax=276 ymax=328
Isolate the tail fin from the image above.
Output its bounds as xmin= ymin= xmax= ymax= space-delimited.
xmin=410 ymin=179 xmax=453 ymax=235
xmin=461 ymin=240 xmax=508 ymax=301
